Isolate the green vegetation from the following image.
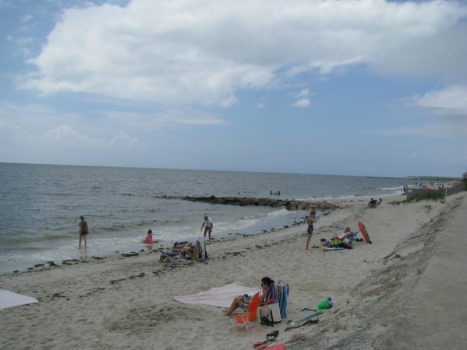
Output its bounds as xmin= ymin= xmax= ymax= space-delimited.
xmin=389 ymin=190 xmax=445 ymax=205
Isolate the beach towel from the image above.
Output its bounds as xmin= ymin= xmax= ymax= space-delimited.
xmin=194 ymin=236 xmax=206 ymax=261
xmin=278 ymin=281 xmax=289 ymax=319
xmin=174 ymin=282 xmax=259 ymax=308
xmin=0 ymin=289 xmax=38 ymax=310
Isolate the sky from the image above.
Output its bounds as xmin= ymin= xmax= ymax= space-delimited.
xmin=0 ymin=0 xmax=466 ymax=178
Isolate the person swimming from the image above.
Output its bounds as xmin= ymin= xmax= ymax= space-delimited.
xmin=142 ymin=229 xmax=158 ymax=244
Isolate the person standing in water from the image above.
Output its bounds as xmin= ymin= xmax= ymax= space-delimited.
xmin=79 ymin=216 xmax=89 ymax=248
xmin=201 ymin=214 xmax=213 ymax=241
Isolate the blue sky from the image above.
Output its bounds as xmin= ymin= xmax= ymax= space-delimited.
xmin=0 ymin=0 xmax=466 ymax=178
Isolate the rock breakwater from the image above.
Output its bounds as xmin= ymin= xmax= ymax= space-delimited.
xmin=156 ymin=195 xmax=338 ymax=211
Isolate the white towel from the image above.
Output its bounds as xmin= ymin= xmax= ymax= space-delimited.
xmin=175 ymin=282 xmax=259 ymax=308
xmin=0 ymin=289 xmax=38 ymax=310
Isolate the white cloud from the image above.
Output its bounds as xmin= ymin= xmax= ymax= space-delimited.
xmin=107 ymin=132 xmax=140 ymax=149
xmin=372 ymin=23 xmax=467 ymax=80
xmin=256 ymin=101 xmax=266 ymax=110
xmin=0 ymin=117 xmax=21 ymax=130
xmin=45 ymin=124 xmax=80 ymax=140
xmin=414 ymin=85 xmax=467 ymax=115
xmin=20 ymin=14 xmax=33 ymax=24
xmin=292 ymin=98 xmax=310 ymax=108
xmin=0 ymin=101 xmax=142 ymax=154
xmin=44 ymin=124 xmax=141 ymax=150
xmin=295 ymin=89 xmax=310 ymax=99
xmin=291 ymin=88 xmax=311 ymax=107
xmin=102 ymin=109 xmax=227 ymax=131
xmin=17 ymin=0 xmax=467 ymax=107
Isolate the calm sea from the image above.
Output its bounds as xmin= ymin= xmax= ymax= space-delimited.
xmin=0 ymin=163 xmax=412 ymax=274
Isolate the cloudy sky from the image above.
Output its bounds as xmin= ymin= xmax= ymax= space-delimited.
xmin=1 ymin=0 xmax=466 ymax=177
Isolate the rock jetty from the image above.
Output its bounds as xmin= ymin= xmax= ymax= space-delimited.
xmin=156 ymin=195 xmax=338 ymax=211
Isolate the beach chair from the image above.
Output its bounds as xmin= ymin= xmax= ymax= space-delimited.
xmin=232 ymin=292 xmax=261 ymax=330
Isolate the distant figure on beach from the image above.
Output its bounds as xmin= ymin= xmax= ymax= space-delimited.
xmin=310 ymin=207 xmax=317 ymax=219
xmin=201 ymin=214 xmax=213 ymax=240
xmin=368 ymin=198 xmax=377 ymax=208
xmin=305 ymin=217 xmax=314 ymax=250
xmin=79 ymin=216 xmax=89 ymax=248
xmin=223 ymin=277 xmax=278 ymax=316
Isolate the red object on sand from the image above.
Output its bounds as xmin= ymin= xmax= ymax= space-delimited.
xmin=358 ymin=221 xmax=372 ymax=244
xmin=266 ymin=345 xmax=286 ymax=350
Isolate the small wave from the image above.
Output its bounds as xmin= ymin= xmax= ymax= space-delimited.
xmin=266 ymin=208 xmax=289 ymax=217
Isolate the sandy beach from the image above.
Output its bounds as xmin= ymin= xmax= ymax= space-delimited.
xmin=1 ymin=192 xmax=466 ymax=350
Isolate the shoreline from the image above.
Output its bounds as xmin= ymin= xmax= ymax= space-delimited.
xmin=1 ymin=193 xmax=464 ymax=349
xmin=0 ymin=196 xmax=344 ymax=276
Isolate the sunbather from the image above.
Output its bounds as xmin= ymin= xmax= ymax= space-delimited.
xmin=321 ymin=227 xmax=356 ymax=249
xmin=223 ymin=277 xmax=278 ymax=316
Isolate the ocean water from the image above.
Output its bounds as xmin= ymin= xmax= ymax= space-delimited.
xmin=0 ymin=163 xmax=412 ymax=274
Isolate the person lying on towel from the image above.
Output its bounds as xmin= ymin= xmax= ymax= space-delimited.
xmin=223 ymin=277 xmax=278 ymax=316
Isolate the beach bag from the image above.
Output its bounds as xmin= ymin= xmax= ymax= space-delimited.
xmin=260 ymin=302 xmax=281 ymax=326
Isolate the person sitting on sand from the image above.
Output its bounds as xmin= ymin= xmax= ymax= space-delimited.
xmin=338 ymin=226 xmax=357 ymax=245
xmin=368 ymin=198 xmax=377 ymax=208
xmin=321 ymin=227 xmax=355 ymax=249
xmin=338 ymin=226 xmax=355 ymax=249
xmin=223 ymin=277 xmax=278 ymax=316
xmin=180 ymin=244 xmax=194 ymax=259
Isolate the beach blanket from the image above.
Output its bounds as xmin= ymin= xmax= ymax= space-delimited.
xmin=0 ymin=289 xmax=38 ymax=310
xmin=174 ymin=282 xmax=259 ymax=308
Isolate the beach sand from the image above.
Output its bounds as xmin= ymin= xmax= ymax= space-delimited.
xmin=1 ymin=193 xmax=466 ymax=350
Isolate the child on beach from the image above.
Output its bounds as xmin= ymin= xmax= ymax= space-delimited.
xmin=201 ymin=214 xmax=213 ymax=241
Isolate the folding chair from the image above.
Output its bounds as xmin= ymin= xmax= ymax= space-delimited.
xmin=232 ymin=292 xmax=260 ymax=330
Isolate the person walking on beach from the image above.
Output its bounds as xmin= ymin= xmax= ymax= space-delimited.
xmin=201 ymin=214 xmax=213 ymax=241
xmin=79 ymin=216 xmax=89 ymax=248
xmin=305 ymin=216 xmax=314 ymax=250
